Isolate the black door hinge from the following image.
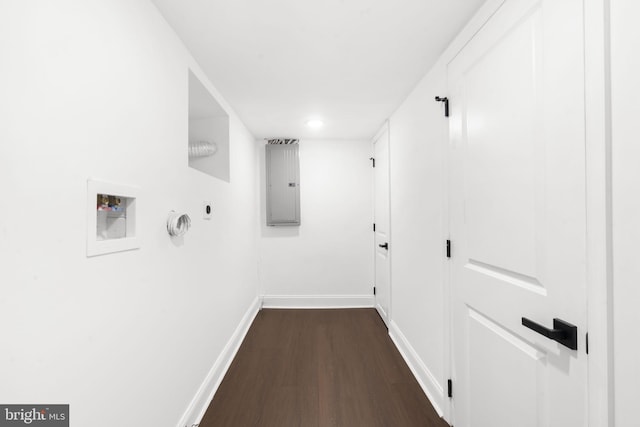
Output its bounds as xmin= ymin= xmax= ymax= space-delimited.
xmin=446 ymin=240 xmax=451 ymax=258
xmin=586 ymin=332 xmax=589 ymax=354
xmin=373 ymin=223 xmax=376 ymax=232
xmin=435 ymin=96 xmax=450 ymax=117
xmin=373 ymin=286 xmax=376 ymax=296
xmin=369 ymin=157 xmax=375 ymax=168
xmin=447 ymin=379 xmax=453 ymax=398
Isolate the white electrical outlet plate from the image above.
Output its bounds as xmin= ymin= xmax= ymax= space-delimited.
xmin=203 ymin=201 xmax=213 ymax=220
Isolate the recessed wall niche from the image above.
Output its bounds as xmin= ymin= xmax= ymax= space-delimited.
xmin=188 ymin=70 xmax=230 ymax=182
xmin=87 ymin=180 xmax=139 ymax=257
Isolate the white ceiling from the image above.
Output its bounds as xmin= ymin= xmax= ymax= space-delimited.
xmin=151 ymin=0 xmax=485 ymax=140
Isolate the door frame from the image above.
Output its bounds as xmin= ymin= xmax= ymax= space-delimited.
xmin=584 ymin=0 xmax=613 ymax=425
xmin=372 ymin=120 xmax=392 ymax=327
xmin=438 ymin=0 xmax=612 ymax=425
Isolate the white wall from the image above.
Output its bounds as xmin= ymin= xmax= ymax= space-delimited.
xmin=611 ymin=1 xmax=640 ymax=425
xmin=0 ymin=2 xmax=260 ymax=427
xmin=259 ymin=139 xmax=374 ymax=307
xmin=387 ymin=64 xmax=448 ymax=413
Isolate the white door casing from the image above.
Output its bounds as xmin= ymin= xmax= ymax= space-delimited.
xmin=611 ymin=0 xmax=640 ymax=424
xmin=448 ymin=0 xmax=588 ymax=426
xmin=374 ymin=124 xmax=391 ymax=326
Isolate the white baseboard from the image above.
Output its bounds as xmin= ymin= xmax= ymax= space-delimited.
xmin=176 ymin=297 xmax=260 ymax=427
xmin=261 ymin=294 xmax=374 ymax=309
xmin=389 ymin=320 xmax=445 ymax=417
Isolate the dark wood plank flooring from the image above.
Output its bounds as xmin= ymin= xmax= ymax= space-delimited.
xmin=199 ymin=308 xmax=449 ymax=427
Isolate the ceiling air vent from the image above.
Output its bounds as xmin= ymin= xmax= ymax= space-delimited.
xmin=266 ymin=138 xmax=299 ymax=145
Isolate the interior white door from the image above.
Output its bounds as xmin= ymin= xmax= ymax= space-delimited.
xmin=373 ymin=125 xmax=391 ymax=326
xmin=448 ymin=0 xmax=588 ymax=426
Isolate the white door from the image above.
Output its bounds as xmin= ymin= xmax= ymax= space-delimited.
xmin=373 ymin=124 xmax=391 ymax=326
xmin=448 ymin=0 xmax=587 ymax=426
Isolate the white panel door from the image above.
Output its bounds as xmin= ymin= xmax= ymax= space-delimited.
xmin=448 ymin=0 xmax=587 ymax=426
xmin=374 ymin=125 xmax=391 ymax=326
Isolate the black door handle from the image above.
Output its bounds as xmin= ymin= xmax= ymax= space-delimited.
xmin=521 ymin=317 xmax=578 ymax=350
xmin=378 ymin=243 xmax=389 ymax=250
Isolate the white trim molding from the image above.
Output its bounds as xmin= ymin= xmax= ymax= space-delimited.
xmin=584 ymin=1 xmax=613 ymax=425
xmin=176 ymin=297 xmax=261 ymax=427
xmin=261 ymin=294 xmax=374 ymax=309
xmin=389 ymin=320 xmax=445 ymax=418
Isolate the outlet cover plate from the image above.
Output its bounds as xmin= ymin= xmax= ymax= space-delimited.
xmin=203 ymin=201 xmax=213 ymax=220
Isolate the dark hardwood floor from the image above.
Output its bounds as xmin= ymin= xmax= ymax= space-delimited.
xmin=199 ymin=308 xmax=449 ymax=427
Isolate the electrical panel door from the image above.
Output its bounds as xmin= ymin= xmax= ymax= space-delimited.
xmin=266 ymin=144 xmax=300 ymax=226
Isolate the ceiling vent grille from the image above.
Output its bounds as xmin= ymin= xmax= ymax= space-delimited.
xmin=267 ymin=138 xmax=299 ymax=145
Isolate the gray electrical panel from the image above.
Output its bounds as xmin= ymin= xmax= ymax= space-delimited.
xmin=266 ymin=143 xmax=300 ymax=226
